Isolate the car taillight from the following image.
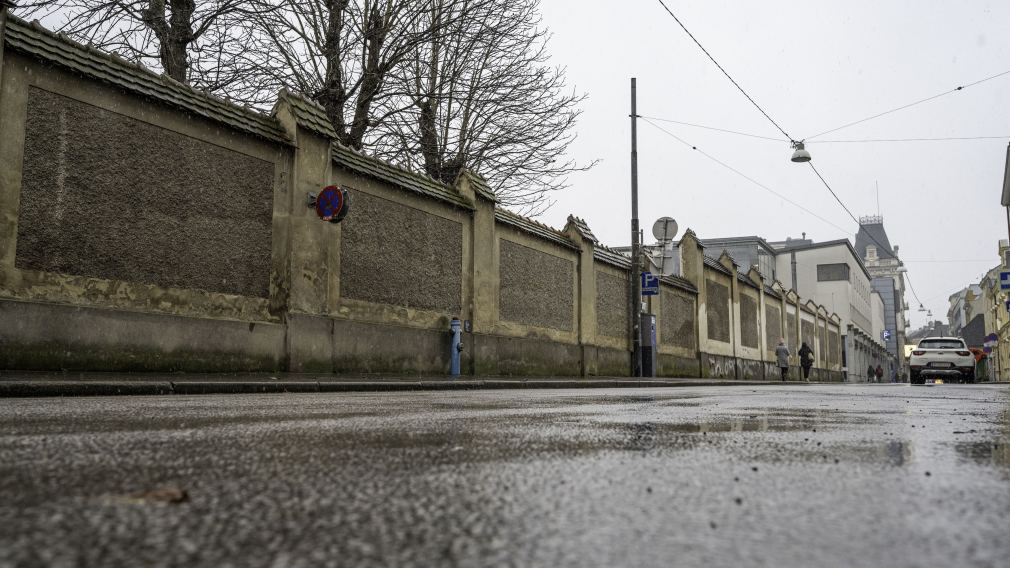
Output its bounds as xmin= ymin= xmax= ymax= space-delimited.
xmin=956 ymin=350 xmax=970 ymax=356
xmin=913 ymin=350 xmax=925 ymax=356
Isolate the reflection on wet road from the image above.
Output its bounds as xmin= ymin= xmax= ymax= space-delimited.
xmin=1 ymin=384 xmax=1009 ymax=567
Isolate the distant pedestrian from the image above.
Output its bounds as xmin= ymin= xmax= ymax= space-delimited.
xmin=799 ymin=342 xmax=814 ymax=381
xmin=776 ymin=339 xmax=791 ymax=381
xmin=867 ymin=364 xmax=876 ymax=383
xmin=875 ymin=365 xmax=884 ymax=383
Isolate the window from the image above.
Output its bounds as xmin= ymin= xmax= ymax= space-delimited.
xmin=866 ymin=245 xmax=877 ymax=260
xmin=918 ymin=339 xmax=965 ymax=350
xmin=817 ymin=263 xmax=850 ymax=282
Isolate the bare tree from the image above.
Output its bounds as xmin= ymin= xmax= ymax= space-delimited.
xmin=377 ymin=0 xmax=594 ymax=212
xmin=234 ymin=0 xmax=464 ymax=149
xmin=13 ymin=1 xmax=271 ymax=87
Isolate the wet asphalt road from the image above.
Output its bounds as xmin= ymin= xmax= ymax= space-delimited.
xmin=2 ymin=384 xmax=1009 ymax=567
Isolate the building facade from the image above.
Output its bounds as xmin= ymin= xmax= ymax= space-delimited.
xmin=771 ymin=238 xmax=889 ymax=381
xmin=855 ymin=216 xmax=909 ymax=376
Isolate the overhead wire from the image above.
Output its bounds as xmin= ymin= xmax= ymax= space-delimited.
xmin=814 ymin=135 xmax=1010 ymax=143
xmin=640 ymin=118 xmax=853 ymax=236
xmin=639 ymin=116 xmax=788 ymax=142
xmin=652 ymin=0 xmax=794 ymax=141
xmin=652 ymin=0 xmax=995 ymax=318
xmin=640 ymin=115 xmax=1009 ymax=144
xmin=804 ymin=68 xmax=1010 ymax=140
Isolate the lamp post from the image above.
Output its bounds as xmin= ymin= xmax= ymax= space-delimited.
xmin=629 ymin=78 xmax=642 ymax=377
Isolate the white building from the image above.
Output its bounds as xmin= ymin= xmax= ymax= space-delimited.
xmin=771 ymin=238 xmax=889 ymax=381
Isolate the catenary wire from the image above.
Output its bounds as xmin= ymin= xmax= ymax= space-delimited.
xmin=804 ymin=68 xmax=1010 ymax=140
xmin=806 ymin=162 xmax=929 ymax=309
xmin=639 ymin=116 xmax=788 ymax=142
xmin=644 ymin=118 xmax=937 ymax=316
xmin=653 ymin=0 xmax=793 ymax=141
xmin=640 ymin=115 xmax=1009 ymax=144
xmin=814 ymin=135 xmax=1010 ymax=143
xmin=641 ymin=118 xmax=852 ymax=235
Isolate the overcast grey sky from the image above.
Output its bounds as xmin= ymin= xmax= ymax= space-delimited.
xmin=535 ymin=0 xmax=1010 ymax=330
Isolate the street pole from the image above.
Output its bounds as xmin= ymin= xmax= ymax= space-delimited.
xmin=630 ymin=78 xmax=642 ymax=377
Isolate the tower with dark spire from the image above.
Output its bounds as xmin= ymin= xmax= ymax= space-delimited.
xmin=855 ymin=215 xmax=908 ymax=373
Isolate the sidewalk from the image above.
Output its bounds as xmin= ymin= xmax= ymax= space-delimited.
xmin=0 ymin=371 xmax=799 ymax=397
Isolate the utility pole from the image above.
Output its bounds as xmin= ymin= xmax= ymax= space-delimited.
xmin=630 ymin=78 xmax=642 ymax=377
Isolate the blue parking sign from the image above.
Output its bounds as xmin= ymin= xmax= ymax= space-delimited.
xmin=641 ymin=272 xmax=659 ymax=296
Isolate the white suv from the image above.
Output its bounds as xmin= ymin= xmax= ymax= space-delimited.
xmin=909 ymin=337 xmax=976 ymax=384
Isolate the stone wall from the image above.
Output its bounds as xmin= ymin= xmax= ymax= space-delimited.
xmin=828 ymin=329 xmax=840 ymax=366
xmin=801 ymin=317 xmax=815 ymax=348
xmin=340 ymin=191 xmax=462 ymax=313
xmin=499 ymin=239 xmax=573 ymax=331
xmin=739 ymin=293 xmax=759 ymax=349
xmin=660 ymin=287 xmax=696 ymax=350
xmin=595 ymin=271 xmax=628 ymax=338
xmin=765 ymin=303 xmax=781 ymax=353
xmin=0 ymin=18 xmax=850 ymax=378
xmin=706 ymin=279 xmax=731 ymax=343
xmin=17 ymin=88 xmax=274 ymax=298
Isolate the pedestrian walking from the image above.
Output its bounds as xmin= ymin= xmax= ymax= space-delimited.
xmin=776 ymin=339 xmax=791 ymax=381
xmin=799 ymin=342 xmax=814 ymax=381
xmin=866 ymin=363 xmax=876 ymax=383
xmin=875 ymin=365 xmax=884 ymax=383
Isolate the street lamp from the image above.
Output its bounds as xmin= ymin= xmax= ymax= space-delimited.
xmin=790 ymin=141 xmax=811 ymax=163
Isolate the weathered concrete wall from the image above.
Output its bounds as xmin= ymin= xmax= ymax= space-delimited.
xmin=703 ymin=352 xmax=737 ymax=379
xmin=595 ymin=271 xmax=628 ymax=338
xmin=17 ymin=88 xmax=275 ymax=298
xmin=658 ymin=353 xmax=701 ymax=378
xmin=499 ymin=239 xmax=574 ymax=331
xmin=340 ymin=191 xmax=462 ymax=313
xmin=737 ymin=357 xmax=766 ymax=380
xmin=0 ymin=298 xmax=285 ymax=371
xmin=474 ymin=332 xmax=582 ymax=376
xmin=0 ymin=53 xmax=287 ymax=331
xmin=0 ymin=22 xmax=853 ymax=379
xmin=828 ymin=329 xmax=840 ymax=366
xmin=801 ymin=316 xmax=816 ymax=348
xmin=706 ymin=279 xmax=731 ymax=343
xmin=765 ymin=303 xmax=782 ymax=354
xmin=660 ymin=287 xmax=696 ymax=351
xmin=739 ymin=293 xmax=759 ymax=349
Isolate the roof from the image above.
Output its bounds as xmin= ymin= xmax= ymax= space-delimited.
xmin=661 ymin=274 xmax=697 ymax=293
xmin=854 ymin=220 xmax=896 ymax=261
xmin=775 ymin=238 xmax=873 ymax=281
xmin=566 ymin=215 xmax=598 ymax=243
xmin=737 ymin=271 xmax=761 ymax=290
xmin=593 ymin=246 xmax=631 ymax=270
xmin=495 ymin=209 xmax=578 ymax=250
xmin=764 ymin=284 xmax=781 ymax=299
xmin=4 ymin=16 xmax=289 ymax=145
xmin=331 ymin=142 xmax=474 ymax=210
xmin=699 ymin=235 xmax=776 ymax=255
xmin=703 ymin=255 xmax=733 ymax=276
xmin=277 ymin=89 xmax=336 ymax=139
xmin=457 ymin=169 xmax=496 ymax=202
